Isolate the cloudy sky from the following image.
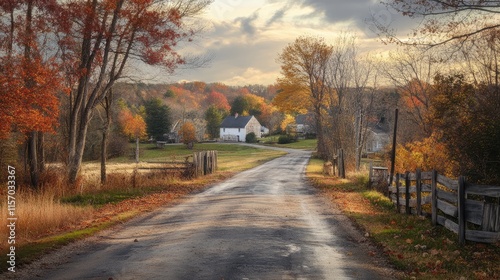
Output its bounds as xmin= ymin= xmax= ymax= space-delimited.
xmin=163 ymin=0 xmax=419 ymax=86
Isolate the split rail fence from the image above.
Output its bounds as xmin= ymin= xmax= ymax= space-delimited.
xmin=374 ymin=167 xmax=500 ymax=245
xmin=138 ymin=150 xmax=218 ymax=178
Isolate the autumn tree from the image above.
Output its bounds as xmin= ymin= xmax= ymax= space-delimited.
xmin=378 ymin=47 xmax=443 ymax=142
xmin=58 ymin=0 xmax=212 ymax=183
xmin=179 ymin=121 xmax=196 ymax=149
xmin=429 ymin=74 xmax=500 ymax=183
xmin=0 ymin=0 xmax=65 ymax=188
xmin=206 ymin=91 xmax=230 ymax=112
xmin=377 ymin=0 xmax=500 ymax=47
xmin=275 ymin=36 xmax=333 ymax=159
xmin=144 ymin=98 xmax=172 ymax=141
xmin=119 ymin=109 xmax=147 ymax=163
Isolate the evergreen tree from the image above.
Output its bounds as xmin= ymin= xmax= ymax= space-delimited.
xmin=205 ymin=105 xmax=223 ymax=139
xmin=144 ymin=98 xmax=171 ymax=141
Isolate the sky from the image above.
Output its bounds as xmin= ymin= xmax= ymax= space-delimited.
xmin=150 ymin=0 xmax=420 ymax=86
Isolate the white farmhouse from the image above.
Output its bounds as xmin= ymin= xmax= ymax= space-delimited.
xmin=220 ymin=114 xmax=261 ymax=142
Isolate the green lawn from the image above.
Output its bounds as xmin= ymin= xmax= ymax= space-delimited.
xmin=260 ymin=137 xmax=317 ymax=151
xmin=110 ymin=142 xmax=285 ymax=164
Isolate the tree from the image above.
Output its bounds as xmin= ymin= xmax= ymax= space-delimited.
xmin=276 ymin=36 xmax=333 ymax=159
xmin=0 ymin=0 xmax=65 ymax=188
xmin=429 ymin=74 xmax=500 ymax=183
xmin=144 ymin=98 xmax=172 ymax=141
xmin=119 ymin=109 xmax=147 ymax=163
xmin=378 ymin=47 xmax=442 ymax=142
xmin=59 ymin=0 xmax=212 ymax=183
xmin=230 ymin=96 xmax=250 ymax=115
xmin=206 ymin=91 xmax=230 ymax=112
xmin=179 ymin=121 xmax=196 ymax=149
xmin=377 ymin=0 xmax=500 ymax=47
xmin=320 ymin=33 xmax=378 ymax=171
xmin=205 ymin=105 xmax=223 ymax=139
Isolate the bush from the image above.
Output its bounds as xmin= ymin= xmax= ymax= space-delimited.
xmin=245 ymin=132 xmax=258 ymax=143
xmin=278 ymin=135 xmax=293 ymax=144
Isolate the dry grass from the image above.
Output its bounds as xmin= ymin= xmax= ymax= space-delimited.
xmin=0 ymin=189 xmax=91 ymax=251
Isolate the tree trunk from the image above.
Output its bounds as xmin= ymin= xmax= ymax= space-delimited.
xmin=314 ymin=106 xmax=327 ymax=160
xmin=37 ymin=132 xmax=45 ymax=173
xmin=100 ymin=93 xmax=113 ymax=184
xmin=135 ymin=137 xmax=139 ymax=163
xmin=100 ymin=126 xmax=109 ymax=184
xmin=27 ymin=131 xmax=39 ymax=188
xmin=68 ymin=118 xmax=89 ymax=183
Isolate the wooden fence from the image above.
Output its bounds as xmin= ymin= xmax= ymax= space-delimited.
xmin=328 ymin=149 xmax=346 ymax=178
xmin=192 ymin=150 xmax=218 ymax=177
xmin=384 ymin=168 xmax=500 ymax=245
xmin=138 ymin=150 xmax=218 ymax=178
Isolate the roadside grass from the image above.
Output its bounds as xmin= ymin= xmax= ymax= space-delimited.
xmin=0 ymin=143 xmax=285 ymax=272
xmin=307 ymin=158 xmax=500 ymax=280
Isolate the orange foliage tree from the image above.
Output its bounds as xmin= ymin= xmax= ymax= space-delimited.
xmin=179 ymin=122 xmax=196 ymax=149
xmin=0 ymin=0 xmax=66 ymax=188
xmin=275 ymin=36 xmax=332 ymax=159
xmin=206 ymin=91 xmax=230 ymax=112
xmin=119 ymin=109 xmax=147 ymax=163
xmin=393 ymin=133 xmax=454 ymax=176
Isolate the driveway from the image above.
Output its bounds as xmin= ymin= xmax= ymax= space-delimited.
xmin=14 ymin=148 xmax=394 ymax=279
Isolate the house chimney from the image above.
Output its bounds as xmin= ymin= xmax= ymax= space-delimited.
xmin=235 ymin=113 xmax=238 ymax=118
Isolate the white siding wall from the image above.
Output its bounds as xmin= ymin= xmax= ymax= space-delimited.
xmin=220 ymin=127 xmax=246 ymax=142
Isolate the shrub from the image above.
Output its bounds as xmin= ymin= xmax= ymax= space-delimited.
xmin=245 ymin=132 xmax=258 ymax=143
xmin=278 ymin=135 xmax=293 ymax=144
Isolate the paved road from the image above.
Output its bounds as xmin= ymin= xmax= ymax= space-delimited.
xmin=22 ymin=149 xmax=393 ymax=279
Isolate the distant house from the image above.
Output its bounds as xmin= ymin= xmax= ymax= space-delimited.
xmin=365 ymin=119 xmax=390 ymax=154
xmin=288 ymin=113 xmax=315 ymax=138
xmin=296 ymin=114 xmax=316 ymax=133
xmin=261 ymin=126 xmax=270 ymax=136
xmin=220 ymin=114 xmax=261 ymax=142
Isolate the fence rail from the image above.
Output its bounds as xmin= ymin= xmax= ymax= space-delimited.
xmin=137 ymin=151 xmax=218 ymax=178
xmin=377 ymin=167 xmax=500 ymax=245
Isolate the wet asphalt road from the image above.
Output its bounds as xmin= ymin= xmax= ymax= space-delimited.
xmin=24 ymin=148 xmax=393 ymax=280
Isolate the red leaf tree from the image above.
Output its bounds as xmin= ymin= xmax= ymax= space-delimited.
xmin=0 ymin=0 xmax=66 ymax=188
xmin=55 ymin=0 xmax=212 ymax=182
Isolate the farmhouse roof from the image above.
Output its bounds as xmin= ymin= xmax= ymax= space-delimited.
xmin=220 ymin=115 xmax=254 ymax=128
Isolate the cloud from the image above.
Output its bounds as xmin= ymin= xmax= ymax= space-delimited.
xmin=265 ymin=4 xmax=291 ymax=27
xmin=296 ymin=0 xmax=418 ymax=38
xmin=234 ymin=10 xmax=260 ymax=35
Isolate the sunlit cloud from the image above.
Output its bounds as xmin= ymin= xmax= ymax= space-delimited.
xmin=168 ymin=0 xmax=419 ymax=86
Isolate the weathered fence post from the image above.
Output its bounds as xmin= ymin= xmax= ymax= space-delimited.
xmin=416 ymin=168 xmax=422 ymax=216
xmin=369 ymin=161 xmax=373 ymax=188
xmin=396 ymin=173 xmax=401 ymax=213
xmin=458 ymin=176 xmax=466 ymax=245
xmin=405 ymin=171 xmax=411 ymax=215
xmin=340 ymin=149 xmax=346 ymax=179
xmin=431 ymin=170 xmax=438 ymax=226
